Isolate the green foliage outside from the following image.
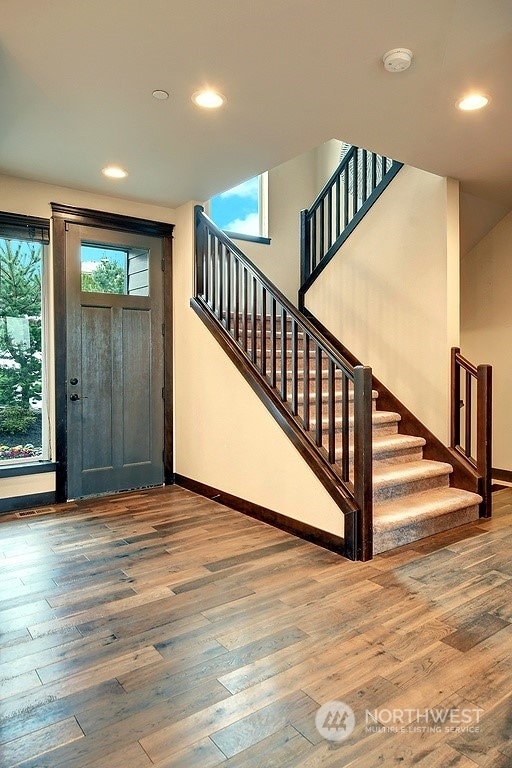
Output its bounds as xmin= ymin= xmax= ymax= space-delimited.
xmin=0 ymin=239 xmax=42 ymax=415
xmin=0 ymin=404 xmax=36 ymax=435
xmin=0 ymin=242 xmax=126 ymax=454
xmin=81 ymin=258 xmax=125 ymax=294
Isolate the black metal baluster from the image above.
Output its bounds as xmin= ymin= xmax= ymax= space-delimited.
xmin=335 ymin=174 xmax=341 ymax=239
xmin=362 ymin=149 xmax=368 ymax=203
xmin=327 ymin=188 xmax=333 ymax=249
xmin=341 ymin=372 xmax=350 ymax=481
xmin=270 ymin=297 xmax=277 ymax=388
xmin=233 ymin=257 xmax=240 ymax=343
xmin=261 ymin=290 xmax=267 ymax=378
xmin=225 ymin=246 xmax=231 ymax=333
xmin=303 ymin=333 xmax=310 ymax=430
xmin=343 ymin=165 xmax=349 ymax=228
xmin=319 ymin=199 xmax=325 ymax=263
xmin=315 ymin=345 xmax=323 ymax=447
xmin=328 ymin=358 xmax=335 ymax=463
xmin=217 ymin=240 xmax=223 ymax=323
xmin=353 ymin=150 xmax=359 ymax=214
xmin=465 ymin=370 xmax=472 ymax=456
xmin=241 ymin=266 xmax=248 ymax=354
xmin=211 ymin=234 xmax=217 ymax=313
xmin=291 ymin=319 xmax=298 ymax=415
xmin=251 ymin=275 xmax=257 ymax=365
xmin=312 ymin=212 xmax=317 ymax=271
xmin=280 ymin=307 xmax=287 ymax=402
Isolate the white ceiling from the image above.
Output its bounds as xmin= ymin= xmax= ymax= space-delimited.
xmin=1 ymin=0 xmax=512 ymax=211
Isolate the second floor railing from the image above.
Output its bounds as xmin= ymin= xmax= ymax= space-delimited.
xmin=194 ymin=205 xmax=374 ymax=560
xmin=300 ymin=146 xmax=402 ymax=304
xmin=450 ymin=347 xmax=492 ymax=518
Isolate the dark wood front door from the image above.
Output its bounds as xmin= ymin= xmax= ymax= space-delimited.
xmin=65 ymin=224 xmax=164 ymax=499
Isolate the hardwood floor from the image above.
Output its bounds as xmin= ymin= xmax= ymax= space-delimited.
xmin=1 ymin=485 xmax=512 ymax=767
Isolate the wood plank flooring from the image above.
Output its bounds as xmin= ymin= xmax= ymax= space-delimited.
xmin=1 ymin=484 xmax=512 ymax=767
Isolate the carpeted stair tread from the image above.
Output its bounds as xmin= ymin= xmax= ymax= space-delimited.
xmin=297 ymin=389 xmax=379 ymax=405
xmin=374 ymin=486 xmax=482 ymax=526
xmin=334 ymin=433 xmax=426 ymax=468
xmin=308 ymin=408 xmax=402 ymax=434
xmin=329 ymin=432 xmax=424 ymax=456
xmin=371 ymin=433 xmax=426 ymax=461
xmin=372 ymin=459 xmax=452 ymax=501
xmin=373 ymin=487 xmax=482 ymax=553
xmin=372 ymin=433 xmax=425 ymax=452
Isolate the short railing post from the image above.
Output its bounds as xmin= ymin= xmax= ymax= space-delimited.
xmin=194 ymin=205 xmax=205 ymax=298
xmin=450 ymin=347 xmax=461 ymax=449
xmin=353 ymin=365 xmax=373 ymax=561
xmin=300 ymin=209 xmax=309 ymax=301
xmin=477 ymin=364 xmax=492 ymax=518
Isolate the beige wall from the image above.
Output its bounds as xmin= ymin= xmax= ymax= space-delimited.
xmin=173 ymin=202 xmax=344 ymax=538
xmin=0 ymin=173 xmax=345 ymax=537
xmin=305 ymin=166 xmax=460 ymax=442
xmin=232 ymin=140 xmax=342 ymax=305
xmin=0 ymin=173 xmax=175 ymax=503
xmin=461 ymin=209 xmax=512 ymax=470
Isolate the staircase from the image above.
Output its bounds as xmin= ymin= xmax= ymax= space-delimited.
xmin=256 ymin=317 xmax=481 ymax=555
xmin=193 ymin=205 xmax=486 ymax=560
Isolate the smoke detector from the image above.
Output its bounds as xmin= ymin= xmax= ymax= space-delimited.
xmin=383 ymin=48 xmax=413 ymax=73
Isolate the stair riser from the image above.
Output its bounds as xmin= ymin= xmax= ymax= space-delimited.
xmin=373 ymin=473 xmax=449 ymax=504
xmin=337 ymin=448 xmax=425 ymax=469
xmin=307 ymin=418 xmax=399 ymax=436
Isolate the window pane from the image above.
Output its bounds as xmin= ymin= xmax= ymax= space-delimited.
xmin=210 ymin=176 xmax=261 ymax=236
xmin=81 ymin=244 xmax=149 ymax=296
xmin=0 ymin=238 xmax=43 ymax=462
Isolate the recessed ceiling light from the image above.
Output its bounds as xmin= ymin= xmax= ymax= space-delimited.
xmin=102 ymin=165 xmax=128 ymax=179
xmin=456 ymin=93 xmax=490 ymax=111
xmin=192 ymin=89 xmax=226 ymax=109
xmin=152 ymin=89 xmax=169 ymax=100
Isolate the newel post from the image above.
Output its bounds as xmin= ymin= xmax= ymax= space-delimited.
xmin=299 ymin=209 xmax=309 ymax=310
xmin=353 ymin=365 xmax=373 ymax=561
xmin=450 ymin=347 xmax=461 ymax=449
xmin=194 ymin=205 xmax=205 ymax=298
xmin=477 ymin=363 xmax=492 ymax=518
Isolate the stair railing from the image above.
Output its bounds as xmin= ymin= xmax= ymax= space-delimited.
xmin=450 ymin=347 xmax=492 ymax=518
xmin=194 ymin=205 xmax=373 ymax=560
xmin=299 ymin=147 xmax=402 ymax=307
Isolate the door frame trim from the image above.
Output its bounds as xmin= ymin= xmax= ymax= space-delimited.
xmin=51 ymin=203 xmax=174 ymax=502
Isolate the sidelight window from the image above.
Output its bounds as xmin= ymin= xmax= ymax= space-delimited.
xmin=0 ymin=213 xmax=49 ymax=464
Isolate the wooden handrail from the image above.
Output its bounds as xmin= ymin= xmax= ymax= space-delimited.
xmin=194 ymin=205 xmax=374 ymax=560
xmin=451 ymin=347 xmax=492 ymax=518
xmin=196 ymin=207 xmax=356 ymax=376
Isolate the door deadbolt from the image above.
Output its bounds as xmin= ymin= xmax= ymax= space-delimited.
xmin=70 ymin=377 xmax=79 ymax=385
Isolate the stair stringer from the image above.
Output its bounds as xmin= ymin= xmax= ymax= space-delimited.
xmin=190 ymin=296 xmax=361 ymax=559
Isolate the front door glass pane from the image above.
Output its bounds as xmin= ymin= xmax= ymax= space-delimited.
xmin=81 ymin=243 xmax=149 ymax=296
